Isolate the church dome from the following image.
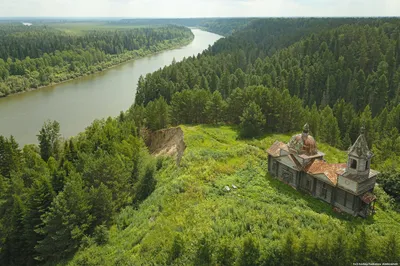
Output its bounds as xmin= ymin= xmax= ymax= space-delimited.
xmin=287 ymin=124 xmax=318 ymax=156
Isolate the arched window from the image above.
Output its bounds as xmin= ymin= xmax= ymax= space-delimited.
xmin=350 ymin=159 xmax=357 ymax=169
xmin=365 ymin=160 xmax=369 ymax=170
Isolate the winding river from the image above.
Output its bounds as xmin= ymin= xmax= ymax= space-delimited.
xmin=0 ymin=29 xmax=222 ymax=145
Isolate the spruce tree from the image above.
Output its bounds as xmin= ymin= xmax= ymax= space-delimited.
xmin=36 ymin=174 xmax=92 ymax=261
xmin=23 ymin=176 xmax=55 ymax=264
xmin=205 ymin=91 xmax=226 ymax=124
xmin=239 ymin=101 xmax=266 ymax=138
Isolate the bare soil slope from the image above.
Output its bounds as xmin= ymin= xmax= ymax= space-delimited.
xmin=146 ymin=127 xmax=186 ymax=165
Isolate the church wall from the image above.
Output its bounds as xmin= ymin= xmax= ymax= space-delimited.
xmin=358 ymin=177 xmax=376 ymax=195
xmin=299 ymin=174 xmax=314 ymax=193
xmin=269 ymin=157 xmax=279 ymax=177
xmin=315 ymin=180 xmax=333 ymax=203
xmin=335 ymin=188 xmax=346 ymax=206
xmin=345 ymin=193 xmax=354 ymax=209
xmin=277 ymin=164 xmax=298 ymax=187
xmin=334 ymin=188 xmax=358 ymax=215
xmin=337 ymin=176 xmax=358 ymax=194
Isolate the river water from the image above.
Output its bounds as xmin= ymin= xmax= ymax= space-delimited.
xmin=0 ymin=29 xmax=222 ymax=145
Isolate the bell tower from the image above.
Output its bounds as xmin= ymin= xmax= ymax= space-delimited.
xmin=347 ymin=126 xmax=373 ymax=177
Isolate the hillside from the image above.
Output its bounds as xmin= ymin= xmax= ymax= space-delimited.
xmin=134 ymin=17 xmax=400 ymax=201
xmin=68 ymin=125 xmax=400 ymax=265
xmin=1 ymin=17 xmax=400 ymax=265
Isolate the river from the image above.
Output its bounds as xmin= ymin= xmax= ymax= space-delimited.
xmin=0 ymin=29 xmax=222 ymax=145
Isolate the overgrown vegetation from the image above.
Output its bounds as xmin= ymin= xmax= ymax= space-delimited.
xmin=68 ymin=125 xmax=400 ymax=265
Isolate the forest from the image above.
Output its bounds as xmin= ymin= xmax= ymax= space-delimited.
xmin=0 ymin=23 xmax=194 ymax=97
xmin=135 ymin=17 xmax=400 ymax=202
xmin=0 ymin=18 xmax=399 ymax=265
xmin=116 ymin=18 xmax=255 ymax=36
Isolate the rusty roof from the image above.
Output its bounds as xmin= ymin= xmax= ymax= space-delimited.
xmin=361 ymin=192 xmax=376 ymax=204
xmin=267 ymin=141 xmax=288 ymax=157
xmin=305 ymin=160 xmax=347 ymax=185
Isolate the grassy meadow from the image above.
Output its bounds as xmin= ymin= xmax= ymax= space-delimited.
xmin=66 ymin=125 xmax=400 ymax=265
xmin=47 ymin=22 xmax=152 ymax=35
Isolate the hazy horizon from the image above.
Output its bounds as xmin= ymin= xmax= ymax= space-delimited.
xmin=1 ymin=0 xmax=399 ymax=18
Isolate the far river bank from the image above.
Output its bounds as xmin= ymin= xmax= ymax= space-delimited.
xmin=0 ymin=36 xmax=194 ymax=99
xmin=0 ymin=29 xmax=223 ymax=145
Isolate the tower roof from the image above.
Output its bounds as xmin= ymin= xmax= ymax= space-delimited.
xmin=348 ymin=127 xmax=373 ymax=159
xmin=287 ymin=123 xmax=318 ymax=156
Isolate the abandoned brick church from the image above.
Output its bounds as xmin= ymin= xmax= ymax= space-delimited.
xmin=267 ymin=124 xmax=378 ymax=217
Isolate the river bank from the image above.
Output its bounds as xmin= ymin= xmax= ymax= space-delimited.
xmin=0 ymin=35 xmax=194 ymax=99
xmin=0 ymin=29 xmax=222 ymax=145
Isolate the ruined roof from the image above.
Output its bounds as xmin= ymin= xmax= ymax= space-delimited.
xmin=348 ymin=131 xmax=373 ymax=159
xmin=276 ymin=155 xmax=299 ymax=170
xmin=305 ymin=160 xmax=347 ymax=185
xmin=287 ymin=124 xmax=318 ymax=156
xmin=361 ymin=192 xmax=376 ymax=204
xmin=267 ymin=141 xmax=288 ymax=157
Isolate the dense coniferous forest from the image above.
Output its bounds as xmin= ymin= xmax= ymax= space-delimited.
xmin=116 ymin=18 xmax=254 ymax=36
xmin=0 ymin=116 xmax=159 ymax=265
xmin=135 ymin=18 xmax=400 ymax=201
xmin=0 ymin=24 xmax=193 ymax=97
xmin=0 ymin=18 xmax=400 ymax=265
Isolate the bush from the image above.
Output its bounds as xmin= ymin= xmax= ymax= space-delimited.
xmin=93 ymin=225 xmax=109 ymax=245
xmin=239 ymin=236 xmax=260 ymax=266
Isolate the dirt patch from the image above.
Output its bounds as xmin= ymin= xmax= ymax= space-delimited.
xmin=145 ymin=127 xmax=186 ymax=165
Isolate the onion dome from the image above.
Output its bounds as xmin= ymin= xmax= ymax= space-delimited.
xmin=287 ymin=123 xmax=318 ymax=156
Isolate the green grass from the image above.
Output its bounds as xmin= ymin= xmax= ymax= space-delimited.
xmin=67 ymin=125 xmax=400 ymax=265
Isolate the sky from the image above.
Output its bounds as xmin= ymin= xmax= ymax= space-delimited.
xmin=1 ymin=0 xmax=400 ymax=18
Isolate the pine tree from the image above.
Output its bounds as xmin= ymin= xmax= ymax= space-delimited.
xmin=200 ymin=75 xmax=209 ymax=91
xmin=239 ymin=101 xmax=266 ymax=138
xmin=210 ymin=72 xmax=219 ymax=92
xmin=308 ymin=103 xmax=320 ymax=140
xmin=227 ymin=88 xmax=246 ymax=124
xmin=220 ymin=70 xmax=231 ymax=98
xmin=145 ymin=97 xmax=170 ymax=131
xmin=360 ymin=105 xmax=374 ymax=148
xmin=372 ymin=74 xmax=389 ymax=116
xmin=36 ymin=174 xmax=93 ymax=261
xmin=89 ymin=183 xmax=113 ymax=231
xmin=205 ymin=91 xmax=226 ymax=124
xmin=320 ymin=106 xmax=341 ymax=147
xmin=23 ymin=176 xmax=55 ymax=264
xmin=4 ymin=194 xmax=27 ymax=265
